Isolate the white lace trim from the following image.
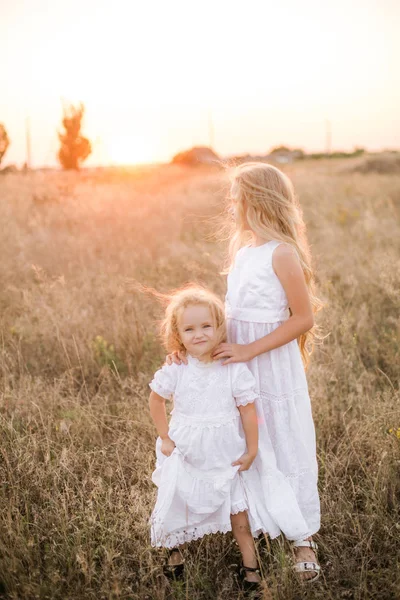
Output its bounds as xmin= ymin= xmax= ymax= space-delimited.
xmin=259 ymin=387 xmax=308 ymax=403
xmin=150 ymin=521 xmax=233 ymax=548
xmin=149 ymin=380 xmax=173 ymax=400
xmin=230 ymin=501 xmax=248 ymax=515
xmin=284 ymin=468 xmax=317 ymax=480
xmin=235 ymin=391 xmax=258 ymax=407
xmin=256 ymin=467 xmax=316 ymax=480
xmin=151 ymin=501 xmax=250 ymax=548
xmin=187 ymin=354 xmax=216 ymax=369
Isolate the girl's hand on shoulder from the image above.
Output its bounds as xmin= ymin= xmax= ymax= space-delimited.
xmin=160 ymin=436 xmax=176 ymax=457
xmin=232 ymin=452 xmax=257 ymax=472
xmin=212 ymin=343 xmax=254 ymax=365
xmin=165 ymin=350 xmax=188 ymax=366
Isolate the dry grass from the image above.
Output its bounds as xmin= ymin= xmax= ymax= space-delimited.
xmin=349 ymin=153 xmax=400 ymax=175
xmin=0 ymin=161 xmax=399 ymax=600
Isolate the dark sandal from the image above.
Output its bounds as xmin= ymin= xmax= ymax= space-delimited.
xmin=163 ymin=547 xmax=185 ymax=581
xmin=237 ymin=564 xmax=262 ymax=598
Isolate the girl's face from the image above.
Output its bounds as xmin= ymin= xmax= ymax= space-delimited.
xmin=177 ymin=304 xmax=217 ymax=359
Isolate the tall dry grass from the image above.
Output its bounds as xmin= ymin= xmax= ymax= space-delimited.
xmin=0 ymin=161 xmax=399 ymax=600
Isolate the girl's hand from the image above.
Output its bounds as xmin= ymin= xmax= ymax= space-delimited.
xmin=160 ymin=436 xmax=176 ymax=457
xmin=165 ymin=350 xmax=188 ymax=366
xmin=232 ymin=452 xmax=257 ymax=472
xmin=212 ymin=343 xmax=254 ymax=365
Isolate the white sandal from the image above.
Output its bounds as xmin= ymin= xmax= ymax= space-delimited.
xmin=292 ymin=539 xmax=321 ymax=583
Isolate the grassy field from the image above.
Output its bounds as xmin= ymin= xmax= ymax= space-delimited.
xmin=0 ymin=160 xmax=399 ymax=600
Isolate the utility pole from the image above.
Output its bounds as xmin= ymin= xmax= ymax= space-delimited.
xmin=25 ymin=116 xmax=32 ymax=170
xmin=208 ymin=109 xmax=215 ymax=149
xmin=325 ymin=118 xmax=332 ymax=155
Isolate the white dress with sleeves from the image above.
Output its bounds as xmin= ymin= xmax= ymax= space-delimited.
xmin=149 ymin=356 xmax=259 ymax=548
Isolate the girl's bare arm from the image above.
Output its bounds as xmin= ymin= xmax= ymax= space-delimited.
xmin=149 ymin=391 xmax=170 ymax=439
xmin=214 ymin=245 xmax=314 ymax=363
xmin=149 ymin=391 xmax=176 ymax=455
xmin=248 ymin=244 xmax=314 ymax=357
xmin=232 ymin=403 xmax=258 ymax=470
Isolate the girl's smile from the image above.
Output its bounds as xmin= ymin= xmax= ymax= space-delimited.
xmin=177 ymin=304 xmax=217 ymax=360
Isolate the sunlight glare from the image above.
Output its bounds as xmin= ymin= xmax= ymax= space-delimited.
xmin=107 ymin=135 xmax=157 ymax=166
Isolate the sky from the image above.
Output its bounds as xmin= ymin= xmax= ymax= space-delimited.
xmin=1 ymin=0 xmax=399 ymax=167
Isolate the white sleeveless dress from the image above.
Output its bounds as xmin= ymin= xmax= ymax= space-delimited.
xmin=225 ymin=240 xmax=320 ymax=539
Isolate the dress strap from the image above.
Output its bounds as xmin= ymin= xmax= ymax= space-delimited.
xmin=269 ymin=240 xmax=300 ymax=262
xmin=268 ymin=240 xmax=283 ymax=252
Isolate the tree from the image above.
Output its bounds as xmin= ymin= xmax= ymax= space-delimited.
xmin=0 ymin=123 xmax=10 ymax=166
xmin=270 ymin=145 xmax=291 ymax=154
xmin=58 ymin=103 xmax=91 ymax=170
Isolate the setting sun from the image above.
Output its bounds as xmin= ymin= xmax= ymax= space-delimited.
xmin=1 ymin=0 xmax=399 ymax=167
xmin=106 ymin=135 xmax=159 ymax=166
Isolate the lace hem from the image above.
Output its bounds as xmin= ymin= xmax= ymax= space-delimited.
xmin=231 ymin=501 xmax=248 ymax=515
xmin=150 ymin=521 xmax=233 ymax=548
xmin=235 ymin=392 xmax=258 ymax=407
xmin=150 ymin=518 xmax=268 ymax=548
xmin=149 ymin=381 xmax=173 ymax=400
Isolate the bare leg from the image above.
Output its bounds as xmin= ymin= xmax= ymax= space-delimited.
xmin=231 ymin=511 xmax=261 ymax=583
xmin=167 ymin=545 xmax=185 ymax=566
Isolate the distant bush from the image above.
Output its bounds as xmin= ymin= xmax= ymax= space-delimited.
xmin=308 ymin=147 xmax=365 ymax=160
xmin=270 ymin=145 xmax=292 ymax=154
xmin=351 ymin=153 xmax=400 ymax=174
xmin=58 ymin=103 xmax=91 ymax=170
xmin=0 ymin=164 xmax=18 ymax=175
xmin=172 ymin=146 xmax=220 ymax=166
xmin=0 ymin=123 xmax=10 ymax=166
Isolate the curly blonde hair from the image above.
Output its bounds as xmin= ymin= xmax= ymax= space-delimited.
xmin=138 ymin=283 xmax=226 ymax=356
xmin=226 ymin=162 xmax=322 ymax=366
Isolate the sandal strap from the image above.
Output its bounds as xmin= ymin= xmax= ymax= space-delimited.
xmin=166 ymin=547 xmax=182 ymax=556
xmin=294 ymin=561 xmax=321 ymax=583
xmin=294 ymin=561 xmax=320 ymax=573
xmin=292 ymin=539 xmax=318 ymax=550
xmin=240 ymin=565 xmax=260 ymax=574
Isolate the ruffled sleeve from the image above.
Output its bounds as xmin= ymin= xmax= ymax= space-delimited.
xmin=231 ymin=363 xmax=259 ymax=407
xmin=149 ymin=363 xmax=179 ymax=400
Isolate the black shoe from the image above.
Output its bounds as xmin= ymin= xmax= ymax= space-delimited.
xmin=163 ymin=547 xmax=185 ymax=581
xmin=237 ymin=564 xmax=262 ymax=598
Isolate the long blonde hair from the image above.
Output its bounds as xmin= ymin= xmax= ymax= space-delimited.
xmin=227 ymin=162 xmax=322 ymax=366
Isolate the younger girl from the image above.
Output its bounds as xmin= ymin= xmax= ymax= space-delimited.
xmin=168 ymin=163 xmax=322 ymax=583
xmin=148 ymin=286 xmax=264 ymax=593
